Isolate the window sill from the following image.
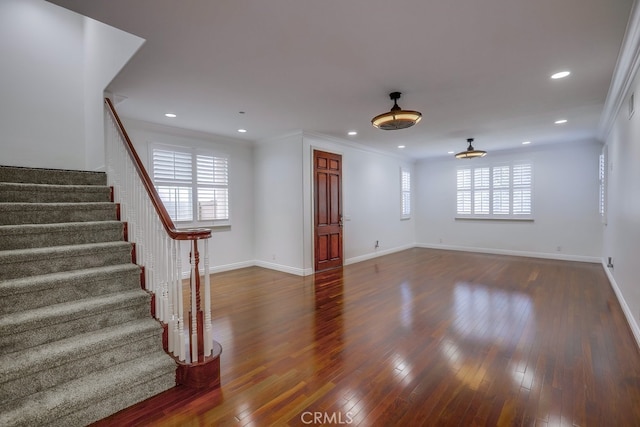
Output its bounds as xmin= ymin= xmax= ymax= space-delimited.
xmin=175 ymin=222 xmax=231 ymax=231
xmin=455 ymin=216 xmax=534 ymax=222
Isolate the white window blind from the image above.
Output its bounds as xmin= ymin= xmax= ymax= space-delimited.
xmin=152 ymin=145 xmax=230 ymax=226
xmin=599 ymin=146 xmax=607 ymax=222
xmin=401 ymin=169 xmax=411 ymax=219
xmin=456 ymin=162 xmax=533 ymax=219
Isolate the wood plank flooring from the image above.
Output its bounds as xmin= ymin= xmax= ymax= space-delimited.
xmin=93 ymin=248 xmax=640 ymax=426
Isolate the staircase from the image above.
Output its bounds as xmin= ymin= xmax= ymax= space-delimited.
xmin=0 ymin=166 xmax=176 ymax=426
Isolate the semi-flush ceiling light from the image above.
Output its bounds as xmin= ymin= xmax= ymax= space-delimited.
xmin=455 ymin=138 xmax=487 ymax=159
xmin=371 ymin=92 xmax=422 ymax=130
xmin=551 ymin=71 xmax=571 ymax=79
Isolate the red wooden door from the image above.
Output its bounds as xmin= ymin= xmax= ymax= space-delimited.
xmin=314 ymin=150 xmax=343 ymax=272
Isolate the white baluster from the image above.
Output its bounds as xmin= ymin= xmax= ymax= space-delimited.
xmin=204 ymin=239 xmax=213 ymax=357
xmin=177 ymin=241 xmax=186 ymax=361
xmin=190 ymin=241 xmax=198 ymax=362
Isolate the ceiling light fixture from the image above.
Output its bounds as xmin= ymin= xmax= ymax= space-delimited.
xmin=522 ymin=141 xmax=531 ymax=145
xmin=555 ymin=119 xmax=568 ymax=124
xmin=398 ymin=145 xmax=406 ymax=149
xmin=237 ymin=129 xmax=247 ymax=133
xmin=551 ymin=71 xmax=571 ymax=79
xmin=165 ymin=113 xmax=176 ymax=118
xmin=371 ymin=92 xmax=422 ymax=130
xmin=348 ymin=131 xmax=358 ymax=136
xmin=455 ymin=138 xmax=487 ymax=159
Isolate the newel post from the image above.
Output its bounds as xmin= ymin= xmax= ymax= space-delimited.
xmin=177 ymin=237 xmax=222 ymax=389
xmin=189 ymin=241 xmax=205 ymax=363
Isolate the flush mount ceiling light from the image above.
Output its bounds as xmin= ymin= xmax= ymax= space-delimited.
xmin=455 ymin=138 xmax=487 ymax=159
xmin=371 ymin=92 xmax=422 ymax=130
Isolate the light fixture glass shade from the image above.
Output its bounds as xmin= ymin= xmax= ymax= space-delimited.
xmin=372 ymin=92 xmax=422 ymax=130
xmin=455 ymin=138 xmax=487 ymax=159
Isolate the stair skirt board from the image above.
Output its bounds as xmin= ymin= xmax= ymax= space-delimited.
xmin=0 ymin=166 xmax=177 ymax=426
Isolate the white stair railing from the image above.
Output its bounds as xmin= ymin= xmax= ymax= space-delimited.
xmin=104 ymin=98 xmax=214 ymax=365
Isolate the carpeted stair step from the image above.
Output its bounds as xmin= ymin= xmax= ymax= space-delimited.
xmin=0 ymin=241 xmax=133 ymax=280
xmin=0 ymin=202 xmax=117 ymax=225
xmin=0 ymin=351 xmax=176 ymax=427
xmin=0 ymin=165 xmax=106 ymax=186
xmin=0 ymin=182 xmax=111 ymax=203
xmin=0 ymin=318 xmax=167 ymax=409
xmin=0 ymin=221 xmax=124 ymax=250
xmin=0 ymin=264 xmax=141 ymax=314
xmin=0 ymin=289 xmax=152 ymax=355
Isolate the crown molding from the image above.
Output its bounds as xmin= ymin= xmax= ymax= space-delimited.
xmin=598 ymin=0 xmax=640 ymax=141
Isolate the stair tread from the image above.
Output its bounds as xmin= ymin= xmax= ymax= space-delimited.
xmin=0 ymin=202 xmax=114 ymax=209
xmin=0 ymin=264 xmax=140 ymax=294
xmin=0 ymin=350 xmax=175 ymax=425
xmin=0 ymin=240 xmax=131 ymax=258
xmin=0 ymin=318 xmax=163 ymax=380
xmin=0 ymin=182 xmax=109 ymax=191
xmin=0 ymin=166 xmax=106 ymax=186
xmin=0 ymin=220 xmax=122 ymax=232
xmin=0 ymin=289 xmax=149 ymax=329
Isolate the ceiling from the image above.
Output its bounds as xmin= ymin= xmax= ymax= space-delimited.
xmin=49 ymin=0 xmax=633 ymax=159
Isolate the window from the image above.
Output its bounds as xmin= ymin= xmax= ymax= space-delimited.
xmin=401 ymin=168 xmax=411 ymax=219
xmin=456 ymin=162 xmax=532 ymax=219
xmin=152 ymin=144 xmax=229 ymax=226
xmin=599 ymin=146 xmax=607 ymax=223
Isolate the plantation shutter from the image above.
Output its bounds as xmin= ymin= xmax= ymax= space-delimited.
xmin=153 ymin=148 xmax=193 ymax=221
xmin=401 ymin=169 xmax=411 ymax=218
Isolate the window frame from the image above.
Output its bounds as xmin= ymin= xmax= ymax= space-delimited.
xmin=455 ymin=160 xmax=533 ymax=220
xmin=400 ymin=167 xmax=411 ymax=220
xmin=150 ymin=143 xmax=230 ymax=228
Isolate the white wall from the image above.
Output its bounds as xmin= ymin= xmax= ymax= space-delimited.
xmin=0 ymin=0 xmax=85 ymax=169
xmin=84 ymin=18 xmax=144 ymax=171
xmin=124 ymin=119 xmax=255 ymax=274
xmin=603 ymin=70 xmax=640 ymax=342
xmin=253 ymin=133 xmax=306 ymax=275
xmin=415 ymin=140 xmax=603 ymax=261
xmin=0 ymin=0 xmax=142 ymax=171
xmin=302 ymin=133 xmax=416 ymax=271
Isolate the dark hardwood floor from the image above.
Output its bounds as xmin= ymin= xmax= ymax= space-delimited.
xmin=93 ymin=248 xmax=640 ymax=426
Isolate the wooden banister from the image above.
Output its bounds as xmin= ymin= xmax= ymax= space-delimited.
xmin=104 ymin=98 xmax=211 ymax=241
xmin=105 ymin=97 xmax=221 ymax=389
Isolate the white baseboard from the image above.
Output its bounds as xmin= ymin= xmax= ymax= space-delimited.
xmin=253 ymin=260 xmax=312 ymax=276
xmin=416 ymin=243 xmax=601 ymax=263
xmin=601 ymin=260 xmax=640 ymax=350
xmin=345 ymin=244 xmax=416 ymax=265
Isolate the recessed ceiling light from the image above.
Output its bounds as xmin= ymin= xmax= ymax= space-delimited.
xmin=398 ymin=145 xmax=406 ymax=149
xmin=348 ymin=131 xmax=358 ymax=136
xmin=551 ymin=71 xmax=571 ymax=79
xmin=522 ymin=141 xmax=531 ymax=145
xmin=555 ymin=119 xmax=568 ymax=124
xmin=237 ymin=129 xmax=247 ymax=133
xmin=165 ymin=113 xmax=176 ymax=118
